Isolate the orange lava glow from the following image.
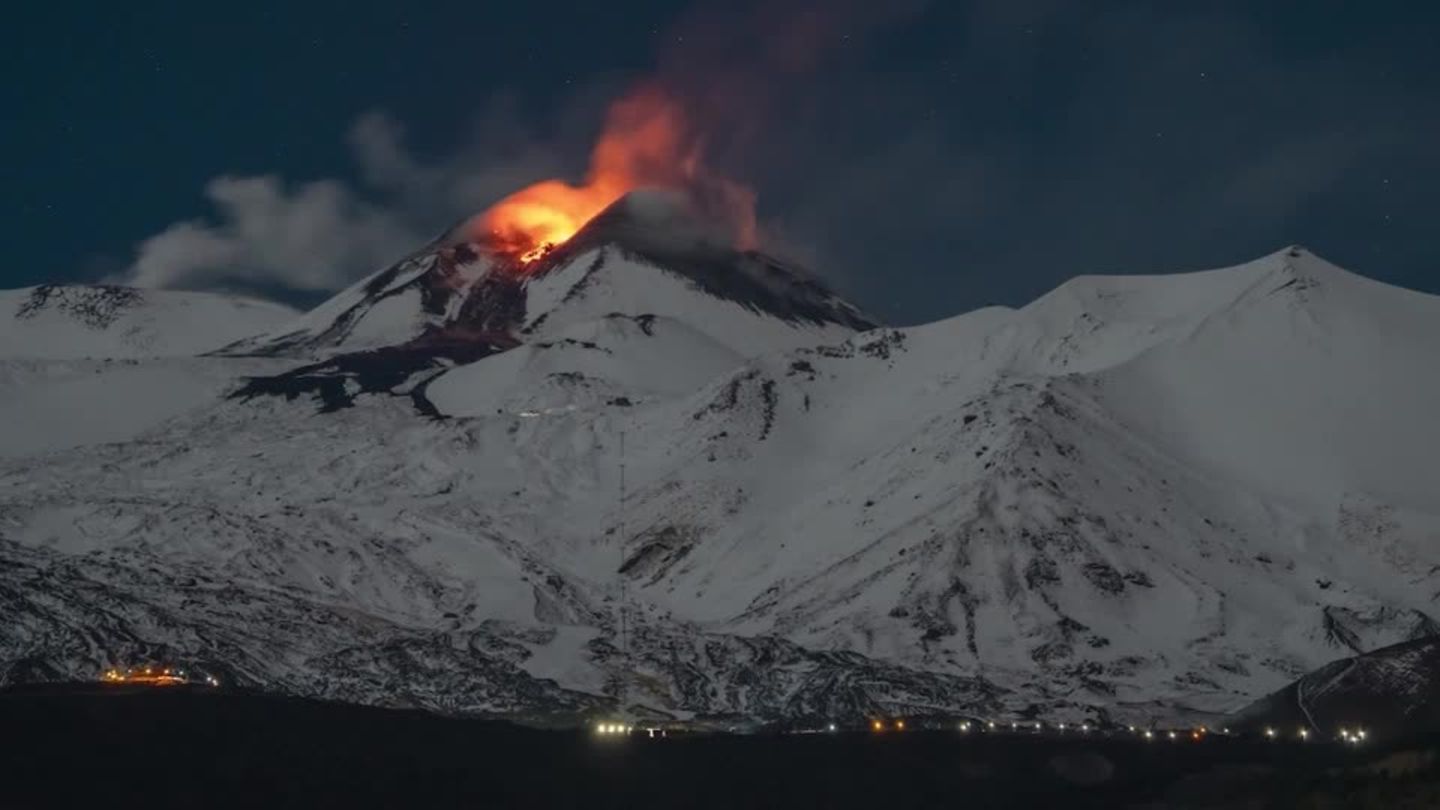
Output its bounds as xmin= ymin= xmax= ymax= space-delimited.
xmin=473 ymin=84 xmax=756 ymax=264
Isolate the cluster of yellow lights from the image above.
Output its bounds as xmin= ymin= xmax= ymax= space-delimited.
xmin=594 ymin=723 xmax=632 ymax=735
xmin=818 ymin=716 xmax=1370 ymax=746
xmin=100 ymin=666 xmax=213 ymax=687
xmin=1129 ymin=725 xmax=1226 ymax=742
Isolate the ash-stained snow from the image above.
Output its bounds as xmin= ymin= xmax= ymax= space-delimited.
xmin=2 ymin=244 xmax=1438 ymax=728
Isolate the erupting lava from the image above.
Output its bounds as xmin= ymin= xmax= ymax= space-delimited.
xmin=474 ymin=84 xmax=756 ymax=265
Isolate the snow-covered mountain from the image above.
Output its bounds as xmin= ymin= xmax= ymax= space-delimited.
xmin=2 ymin=225 xmax=1437 ymax=728
xmin=223 ymin=191 xmax=871 ymax=361
xmin=1 ymin=284 xmax=296 ymax=359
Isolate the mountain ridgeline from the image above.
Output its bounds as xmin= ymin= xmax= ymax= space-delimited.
xmin=2 ymin=203 xmax=1438 ymax=729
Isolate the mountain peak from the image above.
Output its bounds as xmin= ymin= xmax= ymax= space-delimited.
xmin=229 ymin=191 xmax=873 ymax=361
xmin=518 ymin=190 xmax=876 ymax=333
xmin=220 ymin=192 xmax=874 ymax=411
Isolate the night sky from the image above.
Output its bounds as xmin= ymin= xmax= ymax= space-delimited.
xmin=5 ymin=1 xmax=1437 ymax=324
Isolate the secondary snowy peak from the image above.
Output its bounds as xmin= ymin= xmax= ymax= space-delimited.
xmin=1087 ymin=246 xmax=1440 ymax=510
xmin=0 ymin=284 xmax=298 ymax=359
xmin=984 ymin=244 xmax=1406 ymax=375
xmin=226 ymin=191 xmax=875 ymax=360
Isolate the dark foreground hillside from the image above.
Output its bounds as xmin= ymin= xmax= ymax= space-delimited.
xmin=2 ymin=685 xmax=1438 ymax=809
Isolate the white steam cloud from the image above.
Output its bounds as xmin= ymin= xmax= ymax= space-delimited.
xmin=121 ymin=104 xmax=576 ymax=294
xmin=126 ymin=175 xmax=416 ymax=292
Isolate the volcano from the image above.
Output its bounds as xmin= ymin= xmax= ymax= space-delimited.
xmin=3 ymin=241 xmax=1440 ymax=729
xmin=219 ymin=191 xmax=874 ymax=412
xmin=225 ymin=190 xmax=872 ymax=359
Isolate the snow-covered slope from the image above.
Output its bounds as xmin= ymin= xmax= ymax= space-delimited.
xmin=0 ymin=284 xmax=297 ymax=359
xmin=1233 ymin=635 xmax=1440 ymax=741
xmin=0 ymin=284 xmax=297 ymax=457
xmin=3 ymin=244 xmax=1438 ymax=729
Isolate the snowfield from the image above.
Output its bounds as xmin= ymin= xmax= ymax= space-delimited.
xmin=2 ymin=201 xmax=1437 ymax=727
xmin=0 ymin=284 xmax=296 ymax=360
